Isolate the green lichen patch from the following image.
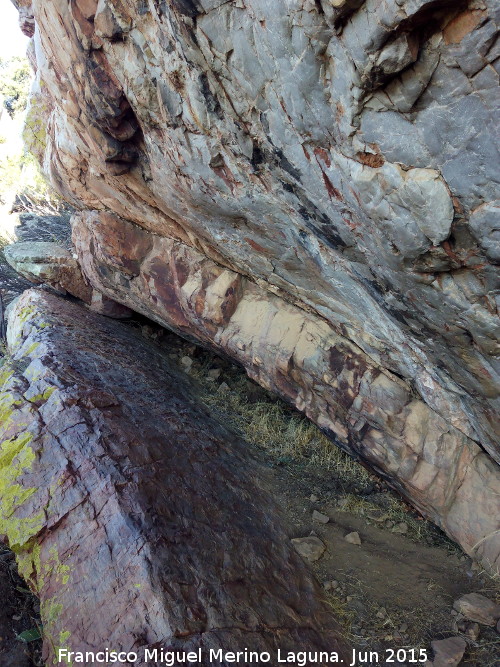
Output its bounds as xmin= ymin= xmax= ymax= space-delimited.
xmin=0 ymin=390 xmax=24 ymax=430
xmin=0 ymin=430 xmax=44 ymax=550
xmin=25 ymin=342 xmax=40 ymax=356
xmin=26 ymin=386 xmax=57 ymax=404
xmin=58 ymin=631 xmax=72 ymax=667
xmin=0 ymin=362 xmax=15 ymax=387
xmin=0 ymin=431 xmax=32 ymax=468
xmin=17 ymin=304 xmax=35 ymax=325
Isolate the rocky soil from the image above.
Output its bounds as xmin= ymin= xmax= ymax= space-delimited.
xmin=0 ymin=544 xmax=43 ymax=667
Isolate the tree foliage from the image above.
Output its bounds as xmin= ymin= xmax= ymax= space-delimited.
xmin=0 ymin=57 xmax=32 ymax=118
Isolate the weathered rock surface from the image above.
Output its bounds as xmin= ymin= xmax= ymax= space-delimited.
xmin=430 ymin=636 xmax=467 ymax=667
xmin=71 ymin=210 xmax=500 ymax=572
xmin=11 ymin=1 xmax=500 ymax=568
xmin=4 ymin=241 xmax=92 ymax=303
xmin=0 ymin=289 xmax=348 ymax=666
xmin=453 ymin=592 xmax=500 ymax=626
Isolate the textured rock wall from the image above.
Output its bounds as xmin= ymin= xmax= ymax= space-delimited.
xmin=0 ymin=289 xmax=348 ymax=665
xmin=72 ymin=209 xmax=500 ymax=572
xmin=12 ymin=1 xmax=500 ymax=566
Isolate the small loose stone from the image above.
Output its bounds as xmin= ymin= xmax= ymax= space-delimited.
xmin=392 ymin=521 xmax=408 ymax=535
xmin=431 ymin=636 xmax=466 ymax=667
xmin=291 ymin=536 xmax=326 ymax=562
xmin=312 ymin=510 xmax=329 ymax=524
xmin=180 ymin=356 xmax=193 ymax=370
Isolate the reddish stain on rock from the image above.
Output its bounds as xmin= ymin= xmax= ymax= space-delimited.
xmin=322 ymin=172 xmax=342 ymax=200
xmin=357 ymin=152 xmax=385 ymax=168
xmin=245 ymin=237 xmax=268 ymax=253
xmin=314 ymin=147 xmax=332 ymax=168
xmin=443 ymin=9 xmax=486 ymax=45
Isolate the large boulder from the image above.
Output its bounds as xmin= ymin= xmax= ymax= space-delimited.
xmin=11 ymin=1 xmax=500 ymax=567
xmin=0 ymin=289 xmax=349 ymax=665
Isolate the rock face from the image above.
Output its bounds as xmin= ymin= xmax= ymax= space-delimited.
xmin=453 ymin=593 xmax=500 ymax=626
xmin=11 ymin=1 xmax=500 ymax=568
xmin=0 ymin=289 xmax=348 ymax=665
xmin=4 ymin=242 xmax=92 ymax=303
xmin=72 ymin=212 xmax=500 ymax=571
xmin=4 ymin=241 xmax=134 ymax=318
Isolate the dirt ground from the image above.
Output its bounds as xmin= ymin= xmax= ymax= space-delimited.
xmin=265 ymin=462 xmax=499 ymax=666
xmin=0 ymin=546 xmax=43 ymax=666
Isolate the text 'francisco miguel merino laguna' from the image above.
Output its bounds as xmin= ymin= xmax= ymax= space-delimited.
xmin=57 ymin=648 xmax=344 ymax=666
xmin=58 ymin=647 xmax=429 ymax=665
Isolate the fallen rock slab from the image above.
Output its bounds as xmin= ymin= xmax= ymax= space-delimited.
xmin=453 ymin=593 xmax=500 ymax=626
xmin=4 ymin=241 xmax=133 ymax=319
xmin=0 ymin=290 xmax=348 ymax=665
xmin=4 ymin=241 xmax=92 ymax=303
xmin=430 ymin=637 xmax=467 ymax=667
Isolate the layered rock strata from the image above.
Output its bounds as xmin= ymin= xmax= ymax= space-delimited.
xmin=72 ymin=210 xmax=500 ymax=573
xmin=0 ymin=289 xmax=348 ymax=665
xmin=11 ymin=0 xmax=500 ymax=567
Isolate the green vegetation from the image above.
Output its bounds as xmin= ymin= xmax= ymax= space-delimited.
xmin=0 ymin=56 xmax=61 ymax=217
xmin=0 ymin=149 xmax=61 ymax=214
xmin=0 ymin=56 xmax=31 ymax=118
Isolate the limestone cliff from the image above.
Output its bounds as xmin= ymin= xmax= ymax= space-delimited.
xmin=11 ymin=0 xmax=500 ymax=569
